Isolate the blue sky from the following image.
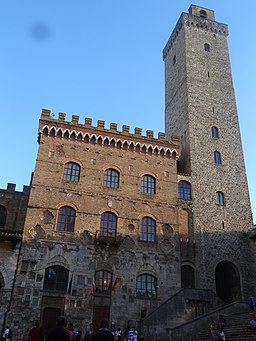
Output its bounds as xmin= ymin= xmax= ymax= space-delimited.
xmin=1 ymin=0 xmax=255 ymax=223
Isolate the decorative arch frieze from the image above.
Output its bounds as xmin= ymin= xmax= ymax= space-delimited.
xmin=40 ymin=125 xmax=179 ymax=159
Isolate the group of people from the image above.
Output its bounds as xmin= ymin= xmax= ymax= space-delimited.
xmin=210 ymin=315 xmax=226 ymax=341
xmin=16 ymin=316 xmax=145 ymax=341
xmin=27 ymin=316 xmax=81 ymax=341
xmin=84 ymin=319 xmax=145 ymax=341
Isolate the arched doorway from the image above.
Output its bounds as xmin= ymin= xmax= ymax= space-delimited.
xmin=215 ymin=261 xmax=241 ymax=303
xmin=181 ymin=265 xmax=195 ymax=288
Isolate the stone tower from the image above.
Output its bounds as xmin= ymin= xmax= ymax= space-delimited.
xmin=163 ymin=5 xmax=253 ymax=301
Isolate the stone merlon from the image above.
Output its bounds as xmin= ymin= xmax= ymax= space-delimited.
xmin=39 ymin=109 xmax=180 ymax=151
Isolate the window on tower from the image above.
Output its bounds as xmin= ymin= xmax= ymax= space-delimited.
xmin=211 ymin=126 xmax=219 ymax=139
xmin=214 ymin=151 xmax=222 ymax=165
xmin=200 ymin=9 xmax=207 ymax=18
xmin=178 ymin=181 xmax=191 ymax=200
xmin=216 ymin=191 xmax=225 ymax=206
xmin=204 ymin=43 xmax=210 ymax=52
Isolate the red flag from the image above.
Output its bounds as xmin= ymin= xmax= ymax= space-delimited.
xmin=112 ymin=276 xmax=119 ymax=291
xmin=92 ymin=281 xmax=96 ymax=295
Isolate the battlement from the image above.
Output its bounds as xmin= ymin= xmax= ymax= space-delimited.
xmin=40 ymin=109 xmax=175 ymax=142
xmin=39 ymin=109 xmax=179 ymax=158
xmin=0 ymin=183 xmax=30 ymax=195
xmin=163 ymin=9 xmax=228 ymax=59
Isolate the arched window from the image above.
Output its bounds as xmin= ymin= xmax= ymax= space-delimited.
xmin=136 ymin=274 xmax=157 ymax=298
xmin=43 ymin=265 xmax=69 ymax=291
xmin=0 ymin=206 xmax=7 ymax=228
xmin=141 ymin=175 xmax=156 ymax=194
xmin=104 ymin=169 xmax=120 ymax=189
xmin=140 ymin=217 xmax=156 ymax=242
xmin=200 ymin=9 xmax=207 ymax=18
xmin=57 ymin=206 xmax=76 ymax=232
xmin=178 ymin=181 xmax=191 ymax=200
xmin=211 ymin=126 xmax=219 ymax=139
xmin=216 ymin=191 xmax=224 ymax=206
xmin=204 ymin=43 xmax=210 ymax=52
xmin=214 ymin=151 xmax=222 ymax=165
xmin=100 ymin=212 xmax=117 ymax=238
xmin=95 ymin=270 xmax=112 ymax=295
xmin=181 ymin=265 xmax=195 ymax=288
xmin=63 ymin=162 xmax=80 ymax=182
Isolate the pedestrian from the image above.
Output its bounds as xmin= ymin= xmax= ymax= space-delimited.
xmin=110 ymin=323 xmax=116 ymax=341
xmin=92 ymin=320 xmax=114 ymax=341
xmin=46 ymin=316 xmax=70 ymax=341
xmin=210 ymin=321 xmax=217 ymax=341
xmin=115 ymin=328 xmax=122 ymax=341
xmin=138 ymin=331 xmax=144 ymax=341
xmin=2 ymin=326 xmax=12 ymax=341
xmin=28 ymin=317 xmax=45 ymax=341
xmin=75 ymin=326 xmax=82 ymax=341
xmin=153 ymin=328 xmax=159 ymax=341
xmin=67 ymin=323 xmax=77 ymax=341
xmin=125 ymin=321 xmax=134 ymax=341
xmin=84 ymin=324 xmax=95 ymax=341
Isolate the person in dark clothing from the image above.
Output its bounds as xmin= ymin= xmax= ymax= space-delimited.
xmin=46 ymin=316 xmax=70 ymax=341
xmin=84 ymin=324 xmax=95 ymax=341
xmin=92 ymin=320 xmax=114 ymax=341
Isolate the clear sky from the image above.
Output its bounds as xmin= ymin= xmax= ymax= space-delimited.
xmin=1 ymin=0 xmax=255 ymax=223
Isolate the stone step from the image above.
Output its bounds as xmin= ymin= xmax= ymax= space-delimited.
xmin=192 ymin=311 xmax=256 ymax=341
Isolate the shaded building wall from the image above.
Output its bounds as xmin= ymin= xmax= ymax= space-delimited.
xmin=0 ymin=183 xmax=30 ymax=329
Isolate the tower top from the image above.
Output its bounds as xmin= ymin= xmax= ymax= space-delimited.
xmin=188 ymin=5 xmax=215 ymax=21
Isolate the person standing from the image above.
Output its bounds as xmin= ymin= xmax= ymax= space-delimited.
xmin=2 ymin=326 xmax=12 ymax=341
xmin=28 ymin=317 xmax=45 ymax=341
xmin=46 ymin=316 xmax=70 ymax=341
xmin=210 ymin=321 xmax=217 ymax=341
xmin=92 ymin=320 xmax=114 ymax=341
xmin=84 ymin=324 xmax=95 ymax=341
xmin=125 ymin=321 xmax=134 ymax=341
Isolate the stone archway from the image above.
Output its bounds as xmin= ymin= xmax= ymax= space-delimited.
xmin=215 ymin=261 xmax=241 ymax=303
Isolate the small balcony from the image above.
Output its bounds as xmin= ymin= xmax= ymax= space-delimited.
xmin=94 ymin=231 xmax=122 ymax=246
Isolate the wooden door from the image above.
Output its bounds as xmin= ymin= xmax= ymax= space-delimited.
xmin=92 ymin=305 xmax=110 ymax=330
xmin=42 ymin=307 xmax=62 ymax=334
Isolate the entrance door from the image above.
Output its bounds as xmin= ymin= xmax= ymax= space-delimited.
xmin=215 ymin=261 xmax=241 ymax=303
xmin=41 ymin=296 xmax=65 ymax=334
xmin=93 ymin=306 xmax=110 ymax=330
xmin=42 ymin=307 xmax=61 ymax=333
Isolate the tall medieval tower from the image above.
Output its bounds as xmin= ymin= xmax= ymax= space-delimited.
xmin=163 ymin=5 xmax=253 ymax=301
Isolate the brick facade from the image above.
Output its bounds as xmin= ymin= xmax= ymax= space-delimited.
xmin=8 ymin=110 xmax=183 ymax=336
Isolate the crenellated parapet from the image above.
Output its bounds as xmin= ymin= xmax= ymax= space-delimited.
xmin=163 ymin=11 xmax=228 ymax=59
xmin=39 ymin=109 xmax=180 ymax=159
